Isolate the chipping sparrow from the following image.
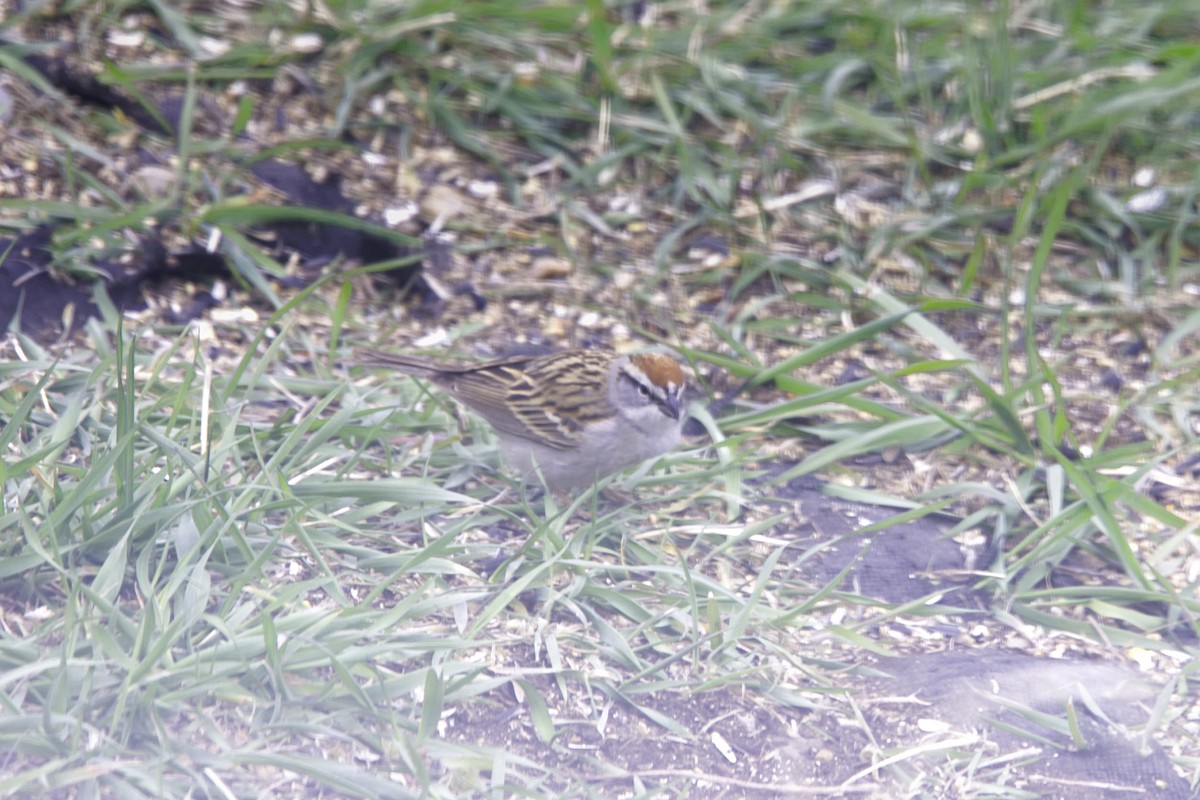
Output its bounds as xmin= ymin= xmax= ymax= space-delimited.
xmin=359 ymin=348 xmax=686 ymax=490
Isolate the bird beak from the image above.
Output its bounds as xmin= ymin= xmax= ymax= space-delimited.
xmin=664 ymin=392 xmax=682 ymax=420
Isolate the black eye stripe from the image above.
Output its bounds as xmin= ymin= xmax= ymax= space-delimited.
xmin=622 ymin=374 xmax=679 ymax=416
xmin=621 ymin=373 xmax=652 ymax=395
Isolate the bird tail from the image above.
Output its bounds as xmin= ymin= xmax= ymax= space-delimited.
xmin=356 ymin=348 xmax=443 ymax=378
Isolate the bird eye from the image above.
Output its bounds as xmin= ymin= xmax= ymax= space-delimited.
xmin=636 ymin=384 xmax=651 ymax=397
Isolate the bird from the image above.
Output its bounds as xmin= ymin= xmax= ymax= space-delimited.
xmin=358 ymin=347 xmax=686 ymax=491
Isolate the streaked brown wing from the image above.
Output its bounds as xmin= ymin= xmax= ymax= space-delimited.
xmin=436 ymin=358 xmax=580 ymax=450
xmin=447 ymin=353 xmax=614 ymax=450
xmin=364 ymin=350 xmax=613 ymax=451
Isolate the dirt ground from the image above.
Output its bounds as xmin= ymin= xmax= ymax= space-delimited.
xmin=2 ymin=14 xmax=1197 ymax=798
